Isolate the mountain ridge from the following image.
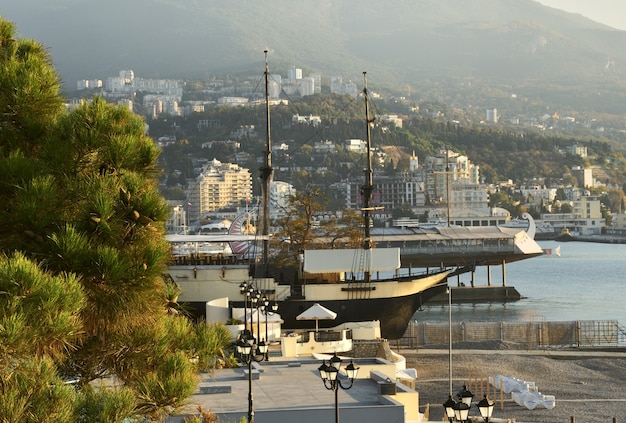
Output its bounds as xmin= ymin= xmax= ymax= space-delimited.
xmin=3 ymin=0 xmax=626 ymax=109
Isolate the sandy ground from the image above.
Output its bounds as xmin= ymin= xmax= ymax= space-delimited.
xmin=400 ymin=343 xmax=626 ymax=423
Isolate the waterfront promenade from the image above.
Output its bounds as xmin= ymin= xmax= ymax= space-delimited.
xmin=168 ymin=345 xmax=626 ymax=423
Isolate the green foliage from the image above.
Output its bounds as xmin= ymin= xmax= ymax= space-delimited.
xmin=0 ymin=357 xmax=78 ymax=423
xmin=0 ymin=20 xmax=63 ymax=155
xmin=0 ymin=252 xmax=84 ymax=361
xmin=134 ymin=352 xmax=198 ymax=418
xmin=193 ymin=323 xmax=233 ymax=372
xmin=0 ymin=17 xmax=232 ymax=421
xmin=77 ymin=386 xmax=138 ymax=423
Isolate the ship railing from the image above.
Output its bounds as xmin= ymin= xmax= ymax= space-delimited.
xmin=399 ymin=243 xmax=516 ymax=256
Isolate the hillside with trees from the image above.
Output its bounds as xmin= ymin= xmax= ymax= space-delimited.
xmin=157 ymin=92 xmax=626 ymax=205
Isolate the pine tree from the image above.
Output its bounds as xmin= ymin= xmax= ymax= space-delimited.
xmin=0 ymin=17 xmax=228 ymax=422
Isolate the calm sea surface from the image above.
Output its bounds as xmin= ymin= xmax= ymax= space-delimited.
xmin=414 ymin=241 xmax=626 ymax=325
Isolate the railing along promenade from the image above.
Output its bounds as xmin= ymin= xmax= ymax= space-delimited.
xmin=396 ymin=320 xmax=626 ymax=350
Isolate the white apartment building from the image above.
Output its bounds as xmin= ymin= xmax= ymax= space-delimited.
xmin=343 ymin=139 xmax=367 ymax=152
xmin=568 ymin=144 xmax=588 ymax=158
xmin=269 ymin=74 xmax=282 ymax=100
xmin=187 ymin=159 xmax=252 ymax=221
xmin=314 ymin=140 xmax=337 ymax=154
xmin=424 ymin=150 xmax=479 ymax=203
xmin=292 ymin=114 xmax=321 ymax=126
xmin=519 ymin=186 xmax=557 ymax=202
xmin=343 ymin=176 xmax=426 ymax=211
xmin=378 ymin=114 xmax=403 ymax=128
xmin=299 ymin=77 xmax=315 ymax=96
xmin=217 ymin=97 xmax=249 ymax=107
xmin=288 ymin=66 xmax=302 ymax=82
xmin=166 ymin=203 xmax=187 ymax=234
xmin=330 ymin=76 xmax=358 ymax=97
xmin=539 ymin=196 xmax=605 ymax=236
xmin=270 ymin=181 xmax=296 ymax=218
xmin=449 ymin=182 xmax=491 ymax=217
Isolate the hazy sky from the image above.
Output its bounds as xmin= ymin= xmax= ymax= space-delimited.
xmin=536 ymin=0 xmax=626 ymax=30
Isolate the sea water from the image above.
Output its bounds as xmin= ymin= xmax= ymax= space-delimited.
xmin=414 ymin=241 xmax=626 ymax=325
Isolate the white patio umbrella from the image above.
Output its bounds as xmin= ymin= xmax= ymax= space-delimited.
xmin=296 ymin=303 xmax=337 ymax=332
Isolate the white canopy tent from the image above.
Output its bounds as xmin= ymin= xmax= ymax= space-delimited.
xmin=296 ymin=303 xmax=337 ymax=332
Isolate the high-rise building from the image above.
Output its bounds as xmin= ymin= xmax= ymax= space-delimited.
xmin=424 ymin=150 xmax=479 ymax=203
xmin=187 ymin=159 xmax=252 ymax=221
xmin=486 ymin=108 xmax=498 ymax=123
xmin=288 ymin=66 xmax=302 ymax=82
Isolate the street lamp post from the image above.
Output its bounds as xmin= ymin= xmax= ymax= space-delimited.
xmin=457 ymin=385 xmax=474 ymax=407
xmin=262 ymin=296 xmax=269 ymax=341
xmin=318 ymin=353 xmax=359 ymax=423
xmin=237 ymin=335 xmax=268 ymax=423
xmin=453 ymin=401 xmax=471 ymax=423
xmin=239 ymin=282 xmax=251 ymax=337
xmin=477 ymin=394 xmax=495 ymax=423
xmin=447 ymin=285 xmax=452 ymax=397
xmin=443 ymin=395 xmax=456 ymax=423
xmin=248 ymin=287 xmax=257 ymax=339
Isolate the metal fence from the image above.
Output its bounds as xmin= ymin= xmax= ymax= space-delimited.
xmin=396 ymin=320 xmax=626 ymax=349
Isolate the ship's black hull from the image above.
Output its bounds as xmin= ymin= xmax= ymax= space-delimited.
xmin=181 ymin=282 xmax=448 ymax=340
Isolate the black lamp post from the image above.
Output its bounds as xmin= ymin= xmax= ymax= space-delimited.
xmin=249 ymin=290 xmax=258 ymax=340
xmin=477 ymin=394 xmax=495 ymax=423
xmin=453 ymin=401 xmax=471 ymax=423
xmin=443 ymin=395 xmax=456 ymax=423
xmin=239 ymin=282 xmax=250 ymax=337
xmin=318 ymin=353 xmax=359 ymax=423
xmin=260 ymin=296 xmax=276 ymax=361
xmin=457 ymin=384 xmax=473 ymax=407
xmin=237 ymin=335 xmax=267 ymax=423
xmin=261 ymin=296 xmax=269 ymax=341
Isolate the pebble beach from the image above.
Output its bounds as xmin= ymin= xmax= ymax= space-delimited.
xmin=402 ymin=344 xmax=626 ymax=423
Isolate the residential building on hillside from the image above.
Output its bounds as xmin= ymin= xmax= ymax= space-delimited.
xmin=270 ymin=181 xmax=296 ymax=218
xmin=76 ymin=79 xmax=102 ymax=90
xmin=486 ymin=108 xmax=498 ymax=123
xmin=378 ymin=114 xmax=403 ymax=128
xmin=186 ymin=159 xmax=252 ymax=221
xmin=568 ymin=144 xmax=588 ymax=158
xmin=217 ymin=97 xmax=249 ymax=107
xmin=449 ymin=182 xmax=491 ymax=217
xmin=342 ymin=175 xmax=425 ymax=211
xmin=539 ymin=196 xmax=605 ymax=236
xmin=330 ymin=76 xmax=359 ymax=97
xmin=292 ymin=114 xmax=321 ymax=126
xmin=519 ymin=186 xmax=557 ymax=202
xmin=287 ymin=66 xmax=302 ymax=82
xmin=409 ymin=151 xmax=419 ymax=173
xmin=299 ymin=77 xmax=315 ymax=96
xmin=166 ymin=203 xmax=187 ymax=234
xmin=571 ymin=166 xmax=594 ymax=188
xmin=344 ymin=139 xmax=367 ymax=152
xmin=424 ymin=150 xmax=479 ymax=203
xmin=314 ymin=140 xmax=337 ymax=154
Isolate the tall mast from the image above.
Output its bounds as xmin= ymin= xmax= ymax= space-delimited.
xmin=260 ymin=50 xmax=273 ymax=264
xmin=362 ymin=72 xmax=374 ymax=282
